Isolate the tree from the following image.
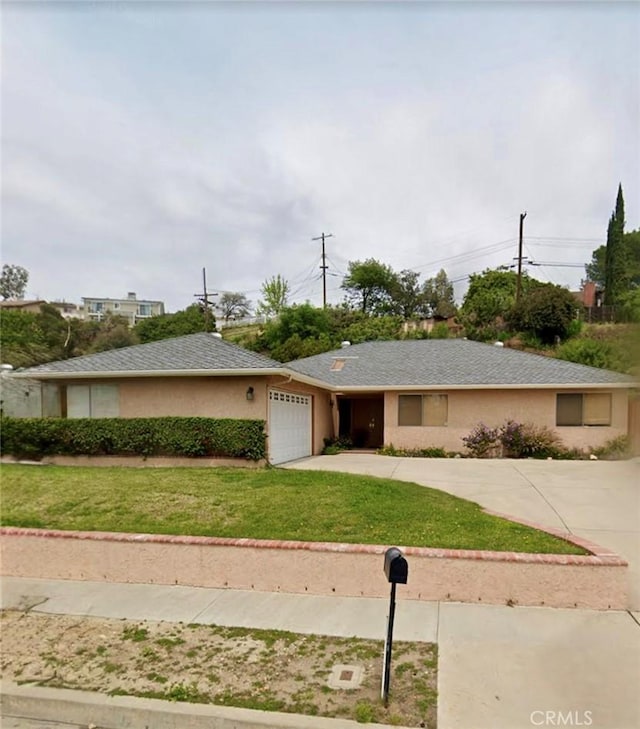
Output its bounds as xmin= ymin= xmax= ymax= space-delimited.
xmin=422 ymin=269 xmax=457 ymax=318
xmin=508 ymin=283 xmax=579 ymax=344
xmin=217 ymin=292 xmax=251 ymax=323
xmin=134 ymin=304 xmax=213 ymax=343
xmin=604 ymin=183 xmax=626 ymax=306
xmin=0 ymin=309 xmax=51 ymax=367
xmin=585 ymin=244 xmax=606 ymax=288
xmin=341 ymin=259 xmax=397 ymax=315
xmin=391 ymin=270 xmax=427 ymax=319
xmin=257 ymin=303 xmax=332 ymax=361
xmin=88 ymin=313 xmax=138 ymax=353
xmin=460 ymin=268 xmax=523 ymax=338
xmin=256 ymin=275 xmax=290 ymax=319
xmin=340 ymin=313 xmax=403 ymax=344
xmin=0 ymin=264 xmax=29 ymax=300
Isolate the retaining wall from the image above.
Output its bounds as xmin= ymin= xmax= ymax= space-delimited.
xmin=0 ymin=524 xmax=628 ymax=610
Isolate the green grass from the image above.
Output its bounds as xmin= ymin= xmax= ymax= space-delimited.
xmin=0 ymin=464 xmax=586 ymax=554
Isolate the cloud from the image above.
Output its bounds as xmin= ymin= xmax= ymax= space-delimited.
xmin=1 ymin=3 xmax=638 ymax=311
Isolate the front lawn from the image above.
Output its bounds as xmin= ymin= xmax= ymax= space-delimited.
xmin=0 ymin=464 xmax=586 ymax=554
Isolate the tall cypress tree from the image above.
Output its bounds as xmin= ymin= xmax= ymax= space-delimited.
xmin=603 ymin=183 xmax=626 ymax=306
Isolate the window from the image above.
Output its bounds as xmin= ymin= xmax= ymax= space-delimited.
xmin=66 ymin=384 xmax=119 ymax=418
xmin=556 ymin=393 xmax=611 ymax=426
xmin=398 ymin=394 xmax=448 ymax=426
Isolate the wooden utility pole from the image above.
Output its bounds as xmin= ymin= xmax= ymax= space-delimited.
xmin=312 ymin=232 xmax=333 ymax=309
xmin=194 ymin=267 xmax=217 ymax=331
xmin=515 ymin=212 xmax=527 ymax=304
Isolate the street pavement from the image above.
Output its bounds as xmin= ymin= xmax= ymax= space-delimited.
xmin=2 ymin=455 xmax=640 ymax=729
xmin=2 ymin=576 xmax=639 ymax=728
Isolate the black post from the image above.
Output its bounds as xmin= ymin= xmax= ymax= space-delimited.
xmin=381 ymin=581 xmax=397 ymax=706
xmin=312 ymin=232 xmax=333 ymax=309
xmin=516 ymin=211 xmax=527 ymax=305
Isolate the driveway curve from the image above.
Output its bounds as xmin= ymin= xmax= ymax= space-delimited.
xmin=285 ymin=454 xmax=640 ymax=610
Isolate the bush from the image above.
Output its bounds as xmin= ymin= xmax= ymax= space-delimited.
xmin=591 ymin=435 xmax=632 ymax=460
xmin=556 ymin=338 xmax=616 ymax=370
xmin=461 ymin=423 xmax=500 ymax=458
xmin=508 ymin=283 xmax=579 ymax=344
xmin=462 ymin=420 xmax=565 ymax=459
xmin=321 ymin=436 xmax=353 ymax=455
xmin=499 ymin=420 xmax=561 ymax=459
xmin=0 ymin=417 xmax=267 ymax=461
xmin=429 ymin=322 xmax=450 ymax=339
xmin=377 ymin=444 xmax=457 ymax=458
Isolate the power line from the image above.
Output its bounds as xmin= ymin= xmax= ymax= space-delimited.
xmin=525 ymin=236 xmax=603 ymax=243
xmin=528 ymin=261 xmax=586 ymax=268
xmin=413 ymin=237 xmax=518 ymax=272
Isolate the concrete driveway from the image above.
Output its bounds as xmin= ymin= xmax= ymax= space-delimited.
xmin=284 ymin=454 xmax=640 ymax=609
xmin=284 ymin=454 xmax=640 ymax=728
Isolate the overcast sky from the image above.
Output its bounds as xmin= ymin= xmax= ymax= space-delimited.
xmin=2 ymin=1 xmax=638 ymax=313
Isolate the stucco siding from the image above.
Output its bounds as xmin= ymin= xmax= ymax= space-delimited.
xmin=118 ymin=377 xmax=268 ymax=420
xmin=384 ymin=388 xmax=629 ymax=453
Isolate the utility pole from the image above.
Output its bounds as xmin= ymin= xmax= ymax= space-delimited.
xmin=194 ymin=267 xmax=218 ymax=332
xmin=515 ymin=212 xmax=527 ymax=305
xmin=312 ymin=232 xmax=333 ymax=309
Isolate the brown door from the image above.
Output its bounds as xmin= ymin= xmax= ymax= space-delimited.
xmin=351 ymin=398 xmax=384 ymax=448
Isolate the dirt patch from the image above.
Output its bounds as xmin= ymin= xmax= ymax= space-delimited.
xmin=0 ymin=610 xmax=437 ymax=727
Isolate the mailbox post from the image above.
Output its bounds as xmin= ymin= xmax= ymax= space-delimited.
xmin=381 ymin=547 xmax=408 ymax=706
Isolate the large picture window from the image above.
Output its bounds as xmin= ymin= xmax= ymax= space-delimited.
xmin=398 ymin=394 xmax=448 ymax=426
xmin=556 ymin=393 xmax=611 ymax=426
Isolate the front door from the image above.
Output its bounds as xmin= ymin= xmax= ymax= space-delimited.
xmin=341 ymin=397 xmax=384 ymax=448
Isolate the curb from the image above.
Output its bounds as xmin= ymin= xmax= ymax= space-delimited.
xmin=0 ymin=681 xmax=397 ymax=729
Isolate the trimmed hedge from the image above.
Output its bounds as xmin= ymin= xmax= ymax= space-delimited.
xmin=0 ymin=417 xmax=267 ymax=461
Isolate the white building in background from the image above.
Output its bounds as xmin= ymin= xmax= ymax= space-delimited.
xmin=81 ymin=292 xmax=165 ymax=326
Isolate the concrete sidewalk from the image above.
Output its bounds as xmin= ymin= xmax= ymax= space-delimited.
xmin=2 ymin=577 xmax=639 ymax=729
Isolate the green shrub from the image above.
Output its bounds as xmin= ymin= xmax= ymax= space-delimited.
xmin=429 ymin=322 xmax=450 ymax=339
xmin=0 ymin=417 xmax=266 ymax=461
xmin=591 ymin=435 xmax=632 ymax=460
xmin=321 ymin=436 xmax=353 ymax=455
xmin=377 ymin=444 xmax=457 ymax=458
xmin=556 ymin=338 xmax=616 ymax=370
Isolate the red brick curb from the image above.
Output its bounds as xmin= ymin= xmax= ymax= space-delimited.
xmin=0 ymin=525 xmax=627 ymax=567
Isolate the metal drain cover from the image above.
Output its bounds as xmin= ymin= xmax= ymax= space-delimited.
xmin=327 ymin=663 xmax=364 ymax=689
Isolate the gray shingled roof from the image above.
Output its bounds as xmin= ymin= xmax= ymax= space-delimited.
xmin=23 ymin=333 xmax=282 ymax=375
xmin=285 ymin=340 xmax=635 ymax=387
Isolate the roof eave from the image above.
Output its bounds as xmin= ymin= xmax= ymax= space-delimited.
xmin=323 ymin=382 xmax=636 ymax=392
xmin=11 ymin=368 xmax=285 ymax=380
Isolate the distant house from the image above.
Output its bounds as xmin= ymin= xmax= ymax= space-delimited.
xmin=48 ymin=301 xmax=82 ymax=319
xmin=0 ymin=299 xmax=47 ymax=314
xmin=9 ymin=335 xmax=636 ymax=463
xmin=572 ymin=282 xmax=616 ymax=323
xmin=81 ymin=293 xmax=165 ymax=326
xmin=401 ymin=316 xmax=462 ymax=336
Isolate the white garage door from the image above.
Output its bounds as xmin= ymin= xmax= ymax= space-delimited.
xmin=268 ymin=389 xmax=312 ymax=465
